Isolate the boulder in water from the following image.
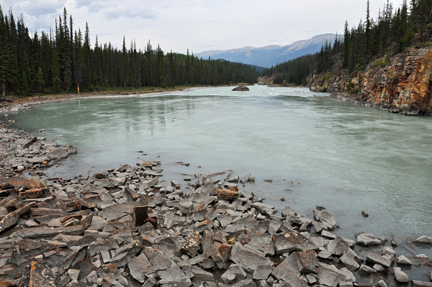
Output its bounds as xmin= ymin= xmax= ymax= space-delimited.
xmin=232 ymin=85 xmax=249 ymax=91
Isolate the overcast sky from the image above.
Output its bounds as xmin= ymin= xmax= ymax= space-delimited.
xmin=0 ymin=0 xmax=405 ymax=54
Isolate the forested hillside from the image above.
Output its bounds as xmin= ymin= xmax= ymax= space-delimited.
xmin=262 ymin=0 xmax=432 ymax=86
xmin=0 ymin=7 xmax=259 ymax=98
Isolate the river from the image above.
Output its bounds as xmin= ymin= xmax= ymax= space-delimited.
xmin=6 ymin=85 xmax=432 ymax=246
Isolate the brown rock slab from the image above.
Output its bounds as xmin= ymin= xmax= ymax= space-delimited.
xmin=181 ymin=231 xmax=201 ymax=257
xmin=19 ymin=188 xmax=44 ymax=199
xmin=215 ymin=187 xmax=239 ymax=201
xmin=28 ymin=261 xmax=56 ymax=287
xmin=133 ymin=205 xmax=148 ymax=226
xmin=219 ymin=244 xmax=232 ymax=262
xmin=295 ymin=250 xmax=318 ymax=274
xmin=0 ymin=202 xmax=35 ymax=233
xmin=26 ymin=176 xmax=46 ymax=189
xmin=5 ymin=199 xmax=20 ymax=213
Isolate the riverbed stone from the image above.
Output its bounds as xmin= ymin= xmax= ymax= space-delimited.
xmin=232 ymin=85 xmax=249 ymax=91
xmin=182 ymin=265 xmax=215 ymax=282
xmin=273 ymin=231 xmax=318 ymax=254
xmin=158 ymin=260 xmax=191 ymax=287
xmin=281 ymin=205 xmax=297 ymax=217
xmin=221 ymin=264 xmax=247 ymax=283
xmin=394 ymin=267 xmax=409 ymax=283
xmin=230 ymin=246 xmax=273 ymax=272
xmin=340 ymin=250 xmax=360 ymax=271
xmin=253 ymin=265 xmax=273 ymax=280
xmin=272 ymin=253 xmax=300 ymax=281
xmin=413 ymin=281 xmax=432 ymax=287
xmin=295 ymin=250 xmax=317 ymax=274
xmin=366 ymin=252 xmax=392 ymax=268
xmin=356 ymin=233 xmax=382 ymax=246
xmin=181 ymin=231 xmax=201 ymax=257
xmin=313 ymin=209 xmax=336 ymax=230
xmin=397 ymin=255 xmax=412 ymax=265
xmin=128 ymin=253 xmax=156 ymax=282
xmin=143 ymin=247 xmax=171 ymax=271
xmin=414 ymin=236 xmax=432 ymax=244
xmin=317 ymin=263 xmax=347 ymax=287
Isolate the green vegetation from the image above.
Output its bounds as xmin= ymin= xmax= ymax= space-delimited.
xmin=263 ymin=0 xmax=432 ymax=86
xmin=0 ymin=7 xmax=259 ymax=98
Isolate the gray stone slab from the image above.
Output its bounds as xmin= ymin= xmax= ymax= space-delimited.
xmin=157 ymin=260 xmax=192 ymax=287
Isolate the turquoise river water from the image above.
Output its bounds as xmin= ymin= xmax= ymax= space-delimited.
xmin=5 ymin=85 xmax=432 ymax=247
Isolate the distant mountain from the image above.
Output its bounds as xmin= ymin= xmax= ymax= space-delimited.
xmin=196 ymin=34 xmax=339 ymax=68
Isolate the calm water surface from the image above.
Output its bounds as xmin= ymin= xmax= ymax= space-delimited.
xmin=6 ymin=85 xmax=432 ymax=245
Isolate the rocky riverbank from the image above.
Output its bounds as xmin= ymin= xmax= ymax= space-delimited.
xmin=0 ymin=124 xmax=432 ymax=286
xmin=309 ymin=46 xmax=432 ymax=116
xmin=0 ymin=87 xmax=202 ymax=116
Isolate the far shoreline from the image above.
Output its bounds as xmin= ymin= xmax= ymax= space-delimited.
xmin=0 ymin=86 xmax=212 ymax=114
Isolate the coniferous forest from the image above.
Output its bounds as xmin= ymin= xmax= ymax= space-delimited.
xmin=263 ymin=0 xmax=432 ymax=85
xmin=0 ymin=7 xmax=259 ymax=98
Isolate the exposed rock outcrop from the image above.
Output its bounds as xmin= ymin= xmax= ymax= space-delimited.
xmin=258 ymin=76 xmax=273 ymax=85
xmin=309 ymin=46 xmax=432 ymax=116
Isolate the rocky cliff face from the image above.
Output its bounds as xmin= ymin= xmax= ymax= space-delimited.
xmin=257 ymin=76 xmax=273 ymax=85
xmin=309 ymin=46 xmax=432 ymax=116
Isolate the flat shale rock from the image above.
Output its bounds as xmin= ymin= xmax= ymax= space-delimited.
xmin=272 ymin=231 xmax=318 ymax=254
xmin=128 ymin=253 xmax=156 ymax=283
xmin=295 ymin=250 xmax=318 ymax=273
xmin=413 ymin=281 xmax=432 ymax=287
xmin=143 ymin=247 xmax=171 ymax=271
xmin=340 ymin=249 xmax=361 ymax=271
xmin=252 ymin=265 xmax=273 ymax=280
xmin=366 ymin=252 xmax=392 ymax=268
xmin=356 ymin=233 xmax=382 ymax=246
xmin=414 ymin=236 xmax=432 ymax=244
xmin=272 ymin=253 xmax=301 ymax=281
xmin=27 ymin=260 xmax=56 ymax=287
xmin=317 ymin=262 xmax=347 ymax=287
xmin=13 ymin=225 xmax=83 ymax=238
xmin=230 ymin=246 xmax=273 ymax=272
xmin=221 ymin=264 xmax=247 ymax=283
xmin=158 ymin=260 xmax=192 ymax=286
xmin=98 ymin=201 xmax=141 ymax=221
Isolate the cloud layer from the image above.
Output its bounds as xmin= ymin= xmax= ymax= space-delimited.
xmin=0 ymin=0 xmax=406 ymax=55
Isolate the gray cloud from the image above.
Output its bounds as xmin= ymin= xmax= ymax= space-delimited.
xmin=104 ymin=6 xmax=157 ymax=20
xmin=1 ymin=0 xmax=65 ymax=17
xmin=2 ymin=0 xmax=407 ymax=54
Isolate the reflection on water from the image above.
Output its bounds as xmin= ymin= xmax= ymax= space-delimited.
xmin=5 ymin=86 xmax=432 ymax=248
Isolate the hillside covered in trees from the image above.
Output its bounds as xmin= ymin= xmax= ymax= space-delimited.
xmin=0 ymin=7 xmax=259 ymax=98
xmin=262 ymin=0 xmax=432 ymax=86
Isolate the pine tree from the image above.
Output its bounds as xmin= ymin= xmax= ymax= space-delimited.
xmin=365 ymin=0 xmax=371 ymax=63
xmin=343 ymin=21 xmax=350 ymax=69
xmin=35 ymin=67 xmax=44 ymax=92
xmin=156 ymin=45 xmax=165 ymax=88
xmin=0 ymin=6 xmax=11 ymax=99
xmin=74 ymin=29 xmax=83 ymax=93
